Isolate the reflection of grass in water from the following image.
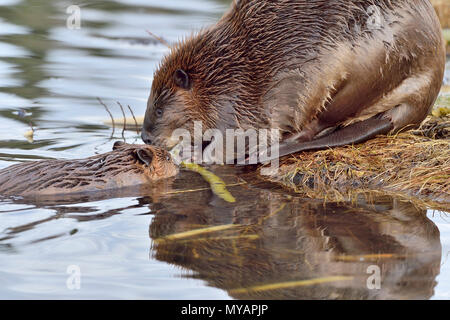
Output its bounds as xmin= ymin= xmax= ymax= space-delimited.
xmin=336 ymin=251 xmax=443 ymax=262
xmin=152 ymin=202 xmax=290 ymax=262
xmin=229 ymin=276 xmax=354 ymax=294
xmin=167 ymin=234 xmax=260 ymax=243
xmin=150 ymin=192 xmax=442 ymax=299
xmin=164 ymin=182 xmax=246 ymax=196
xmin=154 ymin=203 xmax=288 ymax=244
xmin=154 ymin=224 xmax=240 ymax=242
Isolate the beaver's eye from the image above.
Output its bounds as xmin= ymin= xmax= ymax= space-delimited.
xmin=155 ymin=108 xmax=163 ymax=118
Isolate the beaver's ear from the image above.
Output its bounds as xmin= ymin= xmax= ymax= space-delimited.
xmin=136 ymin=149 xmax=154 ymax=166
xmin=113 ymin=141 xmax=126 ymax=150
xmin=174 ymin=69 xmax=191 ymax=90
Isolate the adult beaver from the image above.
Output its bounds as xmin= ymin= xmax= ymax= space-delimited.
xmin=0 ymin=142 xmax=178 ymax=197
xmin=141 ymin=0 xmax=446 ymax=162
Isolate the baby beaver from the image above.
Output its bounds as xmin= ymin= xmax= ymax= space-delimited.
xmin=0 ymin=142 xmax=178 ymax=197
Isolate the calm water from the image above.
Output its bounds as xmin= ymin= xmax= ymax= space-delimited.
xmin=0 ymin=0 xmax=449 ymax=300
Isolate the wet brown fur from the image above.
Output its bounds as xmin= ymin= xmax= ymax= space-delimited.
xmin=143 ymin=0 xmax=445 ymax=154
xmin=0 ymin=143 xmax=178 ymax=197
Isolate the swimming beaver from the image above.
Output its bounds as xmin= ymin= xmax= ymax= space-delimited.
xmin=141 ymin=0 xmax=446 ymax=161
xmin=0 ymin=142 xmax=178 ymax=197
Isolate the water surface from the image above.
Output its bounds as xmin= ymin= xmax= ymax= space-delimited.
xmin=0 ymin=0 xmax=449 ymax=299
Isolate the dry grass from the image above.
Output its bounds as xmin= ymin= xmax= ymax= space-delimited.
xmin=264 ymin=116 xmax=450 ymax=211
xmin=444 ymin=29 xmax=450 ymax=54
xmin=431 ymin=0 xmax=450 ymax=29
xmin=430 ymin=0 xmax=450 ymax=53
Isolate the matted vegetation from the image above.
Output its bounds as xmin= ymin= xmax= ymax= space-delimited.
xmin=263 ymin=115 xmax=450 ymax=212
xmin=431 ymin=0 xmax=450 ymax=29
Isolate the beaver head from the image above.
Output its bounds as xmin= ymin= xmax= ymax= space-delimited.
xmin=141 ymin=65 xmax=199 ymax=149
xmin=141 ymin=1 xmax=269 ymax=150
xmin=112 ymin=141 xmax=178 ymax=180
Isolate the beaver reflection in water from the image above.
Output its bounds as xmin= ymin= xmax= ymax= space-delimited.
xmin=0 ymin=142 xmax=178 ymax=198
xmin=141 ymin=0 xmax=446 ymax=161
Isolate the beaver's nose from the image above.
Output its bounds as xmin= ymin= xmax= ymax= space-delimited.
xmin=141 ymin=130 xmax=153 ymax=145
